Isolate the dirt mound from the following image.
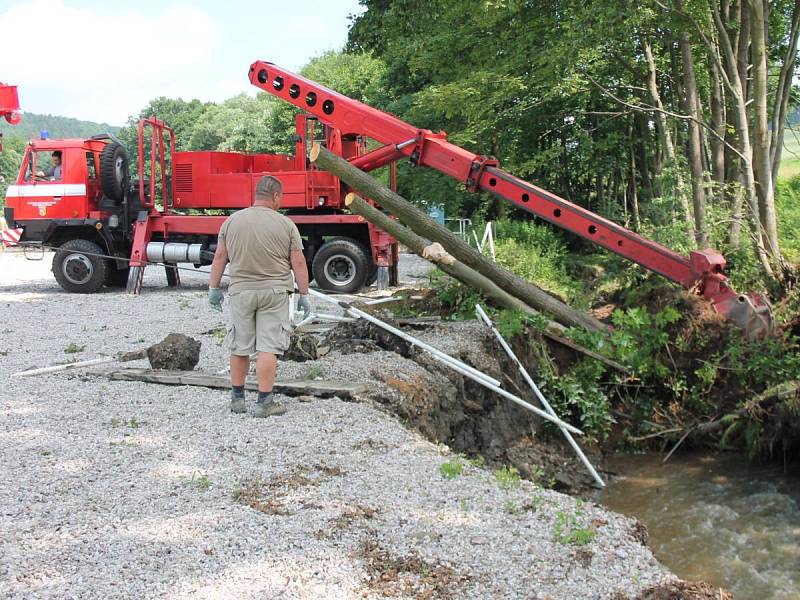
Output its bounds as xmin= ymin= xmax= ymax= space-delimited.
xmin=325 ymin=318 xmax=601 ymax=492
xmin=324 ymin=317 xmax=418 ymax=357
xmin=283 ymin=331 xmax=320 ymax=362
xmin=146 ymin=333 xmax=201 ymax=370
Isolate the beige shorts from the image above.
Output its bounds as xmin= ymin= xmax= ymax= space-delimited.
xmin=226 ymin=288 xmax=291 ymax=356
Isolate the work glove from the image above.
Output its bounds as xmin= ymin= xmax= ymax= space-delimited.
xmin=296 ymin=294 xmax=312 ymax=317
xmin=208 ymin=287 xmax=224 ymax=312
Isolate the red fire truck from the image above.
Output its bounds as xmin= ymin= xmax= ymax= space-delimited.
xmin=3 ymin=108 xmax=397 ymax=294
xmin=1 ymin=62 xmax=773 ymax=336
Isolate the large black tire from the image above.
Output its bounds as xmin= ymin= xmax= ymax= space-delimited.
xmin=99 ymin=142 xmax=129 ymax=202
xmin=311 ymin=237 xmax=370 ymax=294
xmin=53 ymin=239 xmax=108 ymax=293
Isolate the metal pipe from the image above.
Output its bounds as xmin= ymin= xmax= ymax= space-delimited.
xmin=307 ymin=289 xmax=579 ymax=433
xmin=475 ymin=304 xmax=603 ymax=486
xmin=315 ymin=313 xmax=357 ymax=322
xmin=308 ymin=288 xmax=502 ymax=388
xmin=12 ymin=356 xmax=116 ymax=378
xmin=348 ymin=305 xmax=581 ymax=434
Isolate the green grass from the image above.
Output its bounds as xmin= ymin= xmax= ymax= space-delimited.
xmin=779 ymin=134 xmax=800 ymax=180
xmin=777 ymin=138 xmax=800 ymax=263
xmin=494 ymin=465 xmax=521 ymax=489
xmin=439 ymin=458 xmax=465 ymax=480
xmin=184 ymin=472 xmax=212 ymax=491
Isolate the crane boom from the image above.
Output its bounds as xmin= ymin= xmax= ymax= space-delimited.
xmin=248 ymin=61 xmax=772 ymax=337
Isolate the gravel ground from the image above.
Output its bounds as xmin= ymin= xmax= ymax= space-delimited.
xmin=0 ymin=251 xmax=674 ymax=599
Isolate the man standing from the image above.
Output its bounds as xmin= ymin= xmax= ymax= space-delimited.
xmin=208 ymin=176 xmax=311 ymax=417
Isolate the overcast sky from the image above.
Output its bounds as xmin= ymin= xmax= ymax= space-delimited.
xmin=0 ymin=0 xmax=364 ymax=125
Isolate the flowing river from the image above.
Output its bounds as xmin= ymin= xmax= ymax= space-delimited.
xmin=600 ymin=453 xmax=800 ymax=599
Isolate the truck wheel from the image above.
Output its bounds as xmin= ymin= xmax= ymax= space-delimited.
xmin=100 ymin=142 xmax=129 ymax=202
xmin=312 ymin=238 xmax=369 ymax=294
xmin=53 ymin=239 xmax=108 ymax=293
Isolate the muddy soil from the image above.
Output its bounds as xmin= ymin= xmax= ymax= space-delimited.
xmin=319 ymin=316 xmax=603 ymax=493
xmin=145 ymin=333 xmax=201 ymax=370
xmin=615 ymin=580 xmax=732 ymax=600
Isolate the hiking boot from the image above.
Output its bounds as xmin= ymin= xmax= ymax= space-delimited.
xmin=230 ymin=395 xmax=246 ymax=414
xmin=252 ymin=400 xmax=286 ymax=418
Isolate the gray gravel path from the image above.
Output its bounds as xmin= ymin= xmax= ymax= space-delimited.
xmin=0 ymin=251 xmax=673 ymax=599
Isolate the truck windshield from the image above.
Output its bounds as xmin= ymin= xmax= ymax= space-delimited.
xmin=22 ymin=149 xmax=63 ymax=182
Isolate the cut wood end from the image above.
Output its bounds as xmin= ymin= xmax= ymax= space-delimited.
xmin=345 ymin=192 xmax=357 ymax=207
xmin=309 ymin=142 xmax=322 ymax=162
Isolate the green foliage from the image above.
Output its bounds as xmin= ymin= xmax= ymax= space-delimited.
xmin=0 ymin=113 xmax=119 ymax=140
xmin=494 ymin=465 xmax=521 ymax=489
xmin=553 ymin=508 xmax=597 ymax=546
xmin=184 ymin=472 xmax=212 ymax=491
xmin=542 ymin=359 xmax=615 ymax=440
xmin=776 ymin=176 xmax=800 ymax=263
xmin=439 ymin=458 xmax=464 ymax=480
xmin=0 ymin=136 xmax=25 ymax=207
xmin=63 ymin=343 xmax=85 ymax=354
xmin=430 ymin=272 xmax=485 ymax=319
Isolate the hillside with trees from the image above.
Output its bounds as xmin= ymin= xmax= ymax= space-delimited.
xmin=0 ymin=112 xmax=120 ymax=140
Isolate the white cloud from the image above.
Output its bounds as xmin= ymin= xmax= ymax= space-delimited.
xmin=0 ymin=0 xmax=223 ymax=123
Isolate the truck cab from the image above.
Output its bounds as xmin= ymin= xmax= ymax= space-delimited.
xmin=4 ymin=136 xmax=137 ymax=292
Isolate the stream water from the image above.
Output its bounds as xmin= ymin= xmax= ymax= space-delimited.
xmin=600 ymin=453 xmax=800 ymax=599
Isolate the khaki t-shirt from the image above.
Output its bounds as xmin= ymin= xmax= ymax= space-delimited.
xmin=218 ymin=206 xmax=304 ymax=292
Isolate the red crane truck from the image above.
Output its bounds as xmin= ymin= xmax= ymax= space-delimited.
xmin=2 ymin=109 xmax=397 ymax=294
xmin=2 ymin=62 xmax=772 ymax=337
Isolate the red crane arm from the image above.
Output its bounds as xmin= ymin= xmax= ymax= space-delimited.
xmin=248 ymin=61 xmax=772 ymax=336
xmin=0 ymin=83 xmax=21 ymax=125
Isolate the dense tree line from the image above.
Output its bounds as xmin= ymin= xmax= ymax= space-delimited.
xmin=347 ymin=0 xmax=800 ymax=287
xmin=0 ymin=113 xmax=119 ymax=141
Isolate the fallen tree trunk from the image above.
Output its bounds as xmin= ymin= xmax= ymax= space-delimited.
xmin=346 ymin=193 xmax=626 ymax=373
xmin=310 ymin=143 xmax=606 ymax=332
xmin=346 ymin=194 xmax=546 ymax=316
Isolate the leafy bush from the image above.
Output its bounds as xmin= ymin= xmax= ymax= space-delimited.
xmin=439 ymin=458 xmax=465 ymax=480
xmin=430 ymin=272 xmax=486 ymax=320
xmin=776 ymin=177 xmax=800 ymax=264
xmin=494 ymin=465 xmax=522 ymax=489
xmin=493 ymin=220 xmax=585 ymax=306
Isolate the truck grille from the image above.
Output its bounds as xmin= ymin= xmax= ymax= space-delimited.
xmin=175 ymin=164 xmax=193 ymax=193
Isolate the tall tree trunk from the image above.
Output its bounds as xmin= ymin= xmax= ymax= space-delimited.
xmin=643 ymin=38 xmax=695 ymax=247
xmin=770 ymin=0 xmax=800 ymax=183
xmin=749 ymin=0 xmax=781 ymax=257
xmin=710 ymin=61 xmax=727 ymax=191
xmin=636 ymin=112 xmax=657 ymax=200
xmin=729 ymin=169 xmax=746 ymax=248
xmin=710 ymin=2 xmax=775 ymax=278
xmin=675 ymin=6 xmax=709 ymax=247
xmin=736 ymin=0 xmax=751 ymax=100
xmin=629 ymin=127 xmax=642 ymax=230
